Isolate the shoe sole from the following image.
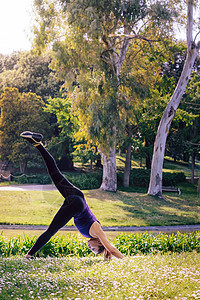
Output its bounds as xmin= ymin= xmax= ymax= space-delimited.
xmin=20 ymin=132 xmax=43 ymax=144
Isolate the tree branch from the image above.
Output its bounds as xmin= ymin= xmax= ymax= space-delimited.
xmin=108 ymin=34 xmax=161 ymax=43
xmin=119 ymin=39 xmax=130 ymax=69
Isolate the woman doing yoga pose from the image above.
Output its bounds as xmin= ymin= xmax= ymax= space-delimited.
xmin=20 ymin=131 xmax=124 ymax=260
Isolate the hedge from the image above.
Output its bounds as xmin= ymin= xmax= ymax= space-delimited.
xmin=0 ymin=232 xmax=199 ymax=257
xmin=12 ymin=172 xmax=102 ymax=190
xmin=118 ymin=168 xmax=186 ymax=187
xmin=12 ymin=168 xmax=185 ymax=189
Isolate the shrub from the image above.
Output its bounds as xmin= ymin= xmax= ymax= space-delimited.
xmin=12 ymin=174 xmax=52 ymax=185
xmin=117 ymin=169 xmax=150 ymax=187
xmin=162 ymin=171 xmax=186 ymax=186
xmin=129 ymin=169 xmax=151 ymax=187
xmin=114 ymin=232 xmax=200 ymax=255
xmin=0 ymin=233 xmax=90 ymax=257
xmin=118 ymin=168 xmax=186 ymax=187
xmin=12 ymin=172 xmax=102 ymax=189
xmin=64 ymin=172 xmax=102 ymax=190
xmin=12 ymin=168 xmax=185 ymax=189
xmin=0 ymin=232 xmax=200 ymax=257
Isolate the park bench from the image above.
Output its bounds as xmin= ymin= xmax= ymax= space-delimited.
xmin=162 ymin=186 xmax=181 ymax=195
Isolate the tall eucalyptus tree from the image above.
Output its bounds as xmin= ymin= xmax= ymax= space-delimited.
xmin=33 ymin=0 xmax=180 ymax=191
xmin=148 ymin=0 xmax=200 ymax=197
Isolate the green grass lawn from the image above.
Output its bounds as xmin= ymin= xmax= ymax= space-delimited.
xmin=0 ymin=182 xmax=199 ymax=227
xmin=0 ymin=253 xmax=200 ymax=299
xmin=0 ymin=156 xmax=200 ymax=300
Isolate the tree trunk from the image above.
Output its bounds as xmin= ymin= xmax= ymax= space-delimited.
xmin=146 ymin=153 xmax=151 ymax=170
xmin=99 ymin=33 xmax=130 ymax=192
xmin=100 ymin=148 xmax=117 ymax=192
xmin=20 ymin=161 xmax=27 ymax=173
xmin=148 ymin=1 xmax=199 ymax=197
xmin=96 ymin=153 xmax=102 ymax=168
xmin=123 ymin=142 xmax=132 ymax=187
xmin=197 ymin=177 xmax=200 ymax=197
xmin=183 ymin=152 xmax=189 ymax=163
xmin=191 ymin=153 xmax=195 ymax=184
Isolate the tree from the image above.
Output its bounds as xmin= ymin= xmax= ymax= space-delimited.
xmin=0 ymin=51 xmax=63 ymax=101
xmin=148 ymin=0 xmax=200 ymax=197
xmin=179 ymin=71 xmax=200 ymax=182
xmin=118 ymin=39 xmax=170 ymax=186
xmin=133 ymin=88 xmax=195 ymax=171
xmin=44 ymin=96 xmax=78 ymax=171
xmin=0 ymin=87 xmax=51 ymax=172
xmin=33 ymin=0 xmax=180 ymax=191
xmin=159 ymin=43 xmax=187 ymax=94
xmin=158 ymin=41 xmax=200 ymax=168
xmin=136 ymin=93 xmax=168 ymax=169
xmin=0 ymin=52 xmax=20 ymax=72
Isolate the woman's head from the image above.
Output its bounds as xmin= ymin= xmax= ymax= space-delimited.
xmin=87 ymin=238 xmax=105 ymax=254
xmin=87 ymin=238 xmax=112 ymax=260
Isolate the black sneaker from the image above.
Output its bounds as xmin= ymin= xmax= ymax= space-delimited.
xmin=23 ymin=255 xmax=35 ymax=260
xmin=20 ymin=131 xmax=43 ymax=146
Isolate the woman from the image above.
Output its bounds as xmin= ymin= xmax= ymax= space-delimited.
xmin=20 ymin=131 xmax=124 ymax=260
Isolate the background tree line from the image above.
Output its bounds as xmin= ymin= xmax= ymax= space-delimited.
xmin=0 ymin=0 xmax=200 ymax=192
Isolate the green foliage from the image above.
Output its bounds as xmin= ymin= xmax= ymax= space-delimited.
xmin=12 ymin=174 xmax=52 ymax=185
xmin=160 ymin=42 xmax=187 ymax=94
xmin=73 ymin=74 xmax=123 ymax=150
xmin=59 ymin=0 xmax=178 ymax=39
xmin=118 ymin=168 xmax=185 ymax=187
xmin=0 ymin=87 xmax=51 ymax=172
xmin=73 ymin=145 xmax=100 ymax=166
xmin=0 ymin=52 xmax=62 ymax=101
xmin=12 ymin=168 xmax=185 ymax=188
xmin=0 ymin=233 xmax=90 ymax=257
xmin=44 ymin=96 xmax=77 ymax=168
xmin=41 ymin=234 xmax=90 ymax=257
xmin=134 ymin=89 xmax=197 ymax=166
xmin=129 ymin=168 xmax=151 ymax=187
xmin=1 ymin=231 xmax=200 ymax=257
xmin=162 ymin=171 xmax=186 ymax=186
xmin=12 ymin=172 xmax=102 ymax=189
xmin=33 ymin=0 xmax=181 ymax=154
xmin=179 ymin=72 xmax=200 ymax=155
xmin=64 ymin=172 xmax=102 ymax=189
xmin=45 ymin=96 xmax=76 ymax=134
xmin=114 ymin=232 xmax=200 ymax=255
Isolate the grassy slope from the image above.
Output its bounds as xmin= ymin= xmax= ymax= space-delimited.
xmin=0 ymin=182 xmax=199 ymax=227
xmin=0 ymin=155 xmax=199 ymax=227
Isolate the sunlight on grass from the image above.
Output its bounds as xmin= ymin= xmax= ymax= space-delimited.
xmin=164 ymin=156 xmax=200 ymax=178
xmin=0 ymin=253 xmax=200 ymax=299
xmin=116 ymin=155 xmax=142 ymax=169
xmin=0 ymin=187 xmax=200 ymax=227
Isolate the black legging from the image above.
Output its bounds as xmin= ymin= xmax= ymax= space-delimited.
xmin=28 ymin=145 xmax=84 ymax=256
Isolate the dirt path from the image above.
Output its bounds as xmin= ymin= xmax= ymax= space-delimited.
xmin=0 ymin=184 xmax=56 ymax=191
xmin=0 ymin=224 xmax=200 ymax=233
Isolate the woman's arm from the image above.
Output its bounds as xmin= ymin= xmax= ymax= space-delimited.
xmin=89 ymin=222 xmax=124 ymax=259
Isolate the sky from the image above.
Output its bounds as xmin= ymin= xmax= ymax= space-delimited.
xmin=0 ymin=0 xmax=34 ymax=55
xmin=0 ymin=0 xmax=188 ymax=56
